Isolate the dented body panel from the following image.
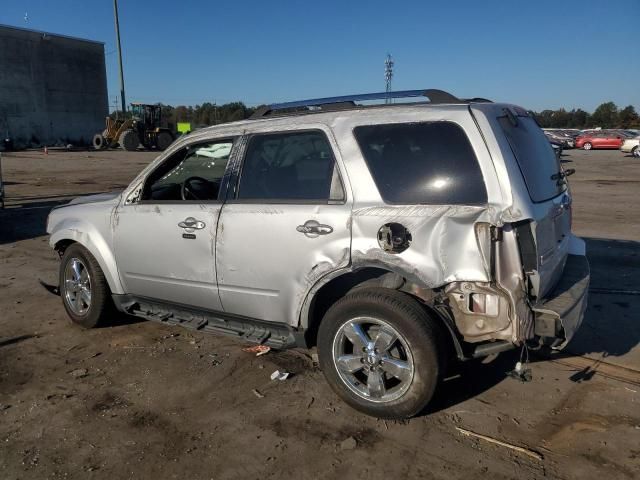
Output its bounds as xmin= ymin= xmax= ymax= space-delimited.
xmin=216 ymin=203 xmax=351 ymax=326
xmin=47 ymin=193 xmax=125 ymax=294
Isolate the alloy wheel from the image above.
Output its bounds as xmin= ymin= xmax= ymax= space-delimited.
xmin=64 ymin=257 xmax=92 ymax=315
xmin=332 ymin=317 xmax=414 ymax=403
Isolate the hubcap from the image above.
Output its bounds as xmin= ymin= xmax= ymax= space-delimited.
xmin=64 ymin=258 xmax=92 ymax=315
xmin=332 ymin=317 xmax=414 ymax=403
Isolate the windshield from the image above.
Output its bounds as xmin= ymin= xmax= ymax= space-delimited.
xmin=498 ymin=115 xmax=566 ymax=203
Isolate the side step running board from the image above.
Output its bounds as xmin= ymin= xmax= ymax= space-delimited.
xmin=112 ymin=294 xmax=301 ymax=349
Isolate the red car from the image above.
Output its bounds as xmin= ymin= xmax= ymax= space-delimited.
xmin=575 ymin=131 xmax=625 ymax=150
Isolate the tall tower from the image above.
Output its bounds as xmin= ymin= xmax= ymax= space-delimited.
xmin=384 ymin=54 xmax=394 ymax=103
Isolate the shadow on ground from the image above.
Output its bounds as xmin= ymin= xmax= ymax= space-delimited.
xmin=564 ymin=237 xmax=640 ymax=362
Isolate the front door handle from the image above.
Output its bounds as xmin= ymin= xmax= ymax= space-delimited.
xmin=296 ymin=220 xmax=333 ymax=237
xmin=178 ymin=217 xmax=206 ymax=231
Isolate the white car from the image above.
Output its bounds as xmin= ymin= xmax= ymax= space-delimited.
xmin=620 ymin=137 xmax=640 ymax=157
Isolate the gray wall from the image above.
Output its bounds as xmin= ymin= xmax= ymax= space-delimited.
xmin=0 ymin=25 xmax=108 ymax=147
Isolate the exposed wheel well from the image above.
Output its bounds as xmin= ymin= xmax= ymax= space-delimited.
xmin=54 ymin=239 xmax=76 ymax=257
xmin=304 ymin=268 xmax=461 ymax=362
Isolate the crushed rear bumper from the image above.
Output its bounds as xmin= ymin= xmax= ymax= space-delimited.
xmin=532 ymin=246 xmax=590 ymax=349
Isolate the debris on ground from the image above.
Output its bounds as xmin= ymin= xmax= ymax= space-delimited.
xmin=455 ymin=427 xmax=543 ymax=461
xmin=210 ymin=354 xmax=223 ymax=366
xmin=242 ymin=345 xmax=271 ymax=356
xmin=270 ymin=370 xmax=290 ymax=381
xmin=339 ymin=437 xmax=357 ymax=450
xmin=69 ymin=368 xmax=88 ymax=378
xmin=252 ymin=389 xmax=265 ymax=399
xmin=507 ymin=361 xmax=533 ymax=382
xmin=37 ymin=279 xmax=59 ymax=296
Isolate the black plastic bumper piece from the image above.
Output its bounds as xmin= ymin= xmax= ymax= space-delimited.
xmin=533 ymin=254 xmax=590 ymax=348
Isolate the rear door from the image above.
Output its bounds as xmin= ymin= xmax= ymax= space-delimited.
xmin=494 ymin=111 xmax=571 ymax=299
xmin=216 ymin=127 xmax=351 ymax=326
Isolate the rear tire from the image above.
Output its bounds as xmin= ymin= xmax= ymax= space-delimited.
xmin=59 ymin=244 xmax=114 ymax=328
xmin=583 ymin=142 xmax=592 ymax=150
xmin=92 ymin=134 xmax=106 ymax=150
xmin=119 ymin=130 xmax=139 ymax=152
xmin=156 ymin=131 xmax=173 ymax=151
xmin=317 ymin=288 xmax=441 ymax=419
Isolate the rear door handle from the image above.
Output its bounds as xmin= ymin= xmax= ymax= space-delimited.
xmin=296 ymin=220 xmax=333 ymax=237
xmin=178 ymin=217 xmax=206 ymax=231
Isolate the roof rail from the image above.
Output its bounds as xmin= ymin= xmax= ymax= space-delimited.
xmin=250 ymin=89 xmax=489 ymax=119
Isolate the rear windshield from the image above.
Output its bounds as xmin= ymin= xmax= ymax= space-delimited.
xmin=498 ymin=115 xmax=566 ymax=202
xmin=354 ymin=122 xmax=487 ymax=205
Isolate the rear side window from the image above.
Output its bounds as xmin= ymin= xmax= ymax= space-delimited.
xmin=237 ymin=130 xmax=343 ymax=202
xmin=498 ymin=115 xmax=565 ymax=202
xmin=354 ymin=122 xmax=487 ymax=205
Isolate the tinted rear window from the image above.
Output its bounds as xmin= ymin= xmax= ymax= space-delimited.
xmin=354 ymin=122 xmax=487 ymax=205
xmin=498 ymin=115 xmax=565 ymax=202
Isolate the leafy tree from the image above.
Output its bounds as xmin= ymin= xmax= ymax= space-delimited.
xmin=589 ymin=102 xmax=618 ymax=128
xmin=568 ymin=109 xmax=589 ymax=128
xmin=618 ymin=105 xmax=639 ymax=128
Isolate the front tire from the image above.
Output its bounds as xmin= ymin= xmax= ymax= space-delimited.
xmin=59 ymin=244 xmax=114 ymax=328
xmin=318 ymin=288 xmax=441 ymax=419
xmin=156 ymin=131 xmax=173 ymax=151
xmin=119 ymin=130 xmax=139 ymax=152
xmin=583 ymin=142 xmax=592 ymax=150
xmin=632 ymin=146 xmax=640 ymax=158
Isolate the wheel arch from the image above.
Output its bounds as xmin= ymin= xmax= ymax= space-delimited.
xmin=300 ymin=265 xmax=464 ymax=359
xmin=51 ymin=228 xmax=124 ymax=295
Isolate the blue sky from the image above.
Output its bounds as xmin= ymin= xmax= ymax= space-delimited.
xmin=1 ymin=0 xmax=638 ymax=111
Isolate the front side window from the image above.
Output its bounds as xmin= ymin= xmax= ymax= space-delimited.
xmin=143 ymin=140 xmax=233 ymax=201
xmin=354 ymin=122 xmax=487 ymax=205
xmin=237 ymin=130 xmax=342 ymax=201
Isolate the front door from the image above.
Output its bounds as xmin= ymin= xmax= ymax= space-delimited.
xmin=114 ymin=138 xmax=235 ymax=311
xmin=216 ymin=128 xmax=352 ymax=326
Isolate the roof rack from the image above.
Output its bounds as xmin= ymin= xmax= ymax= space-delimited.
xmin=250 ymin=89 xmax=491 ymax=119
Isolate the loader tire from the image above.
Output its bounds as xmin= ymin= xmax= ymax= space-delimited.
xmin=119 ymin=130 xmax=139 ymax=152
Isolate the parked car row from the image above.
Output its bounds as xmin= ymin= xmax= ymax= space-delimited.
xmin=543 ymin=128 xmax=639 ymax=153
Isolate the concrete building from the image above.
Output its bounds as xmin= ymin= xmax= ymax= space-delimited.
xmin=0 ymin=24 xmax=108 ymax=148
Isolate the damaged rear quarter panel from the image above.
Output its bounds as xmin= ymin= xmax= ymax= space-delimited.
xmin=351 ymin=204 xmax=492 ymax=287
xmin=325 ymin=107 xmax=507 ymax=291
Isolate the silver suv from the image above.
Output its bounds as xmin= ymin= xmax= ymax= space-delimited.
xmin=47 ymin=89 xmax=589 ymax=419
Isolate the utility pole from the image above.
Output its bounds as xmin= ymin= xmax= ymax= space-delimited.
xmin=384 ymin=54 xmax=394 ymax=104
xmin=113 ymin=0 xmax=126 ymax=114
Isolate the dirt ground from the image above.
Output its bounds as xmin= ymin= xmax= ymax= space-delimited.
xmin=0 ymin=147 xmax=639 ymax=480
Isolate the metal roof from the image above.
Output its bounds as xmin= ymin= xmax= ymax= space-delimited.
xmin=0 ymin=23 xmax=104 ymax=45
